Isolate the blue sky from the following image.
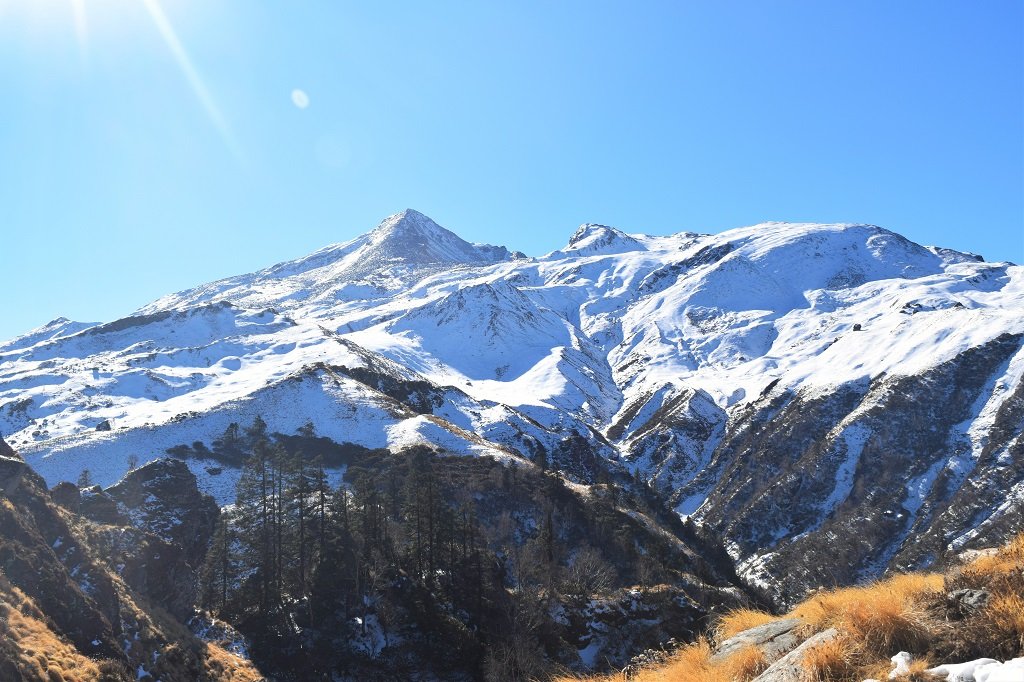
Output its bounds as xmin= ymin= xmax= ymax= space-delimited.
xmin=1 ymin=1 xmax=1021 ymax=341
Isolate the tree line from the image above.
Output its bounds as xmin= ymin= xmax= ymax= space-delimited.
xmin=195 ymin=416 xmax=744 ymax=680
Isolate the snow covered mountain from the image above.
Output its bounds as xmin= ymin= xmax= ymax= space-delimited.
xmin=2 ymin=208 xmax=1021 ymax=599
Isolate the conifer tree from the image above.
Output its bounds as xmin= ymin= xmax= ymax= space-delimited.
xmin=201 ymin=514 xmax=236 ymax=615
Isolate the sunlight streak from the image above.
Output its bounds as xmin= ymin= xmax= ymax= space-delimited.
xmin=69 ymin=0 xmax=88 ymax=58
xmin=140 ymin=0 xmax=240 ymax=157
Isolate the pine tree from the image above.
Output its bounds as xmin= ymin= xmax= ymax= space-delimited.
xmin=213 ymin=422 xmax=243 ymax=462
xmin=234 ymin=436 xmax=275 ymax=614
xmin=77 ymin=469 xmax=93 ymax=488
xmin=244 ymin=415 xmax=269 ymax=451
xmin=201 ymin=514 xmax=236 ymax=615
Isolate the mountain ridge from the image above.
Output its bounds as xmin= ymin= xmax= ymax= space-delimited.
xmin=1 ymin=210 xmax=1021 ymax=605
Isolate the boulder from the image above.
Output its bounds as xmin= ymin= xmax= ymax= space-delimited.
xmin=79 ymin=486 xmax=128 ymax=525
xmin=751 ymin=628 xmax=841 ymax=682
xmin=947 ymin=588 xmax=990 ymax=616
xmin=711 ymin=618 xmax=803 ymax=664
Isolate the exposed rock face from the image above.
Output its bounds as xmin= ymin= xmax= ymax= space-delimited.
xmin=62 ymin=459 xmax=219 ymax=618
xmin=88 ymin=523 xmax=198 ymax=619
xmin=79 ymin=485 xmax=127 ymax=525
xmin=104 ymin=458 xmax=219 ymax=568
xmin=569 ymin=585 xmax=740 ymax=670
xmin=49 ymin=480 xmax=81 ymax=512
xmin=0 ymin=437 xmax=25 ymax=495
xmin=690 ymin=333 xmax=1024 ymax=603
xmin=68 ymin=458 xmax=221 ymax=617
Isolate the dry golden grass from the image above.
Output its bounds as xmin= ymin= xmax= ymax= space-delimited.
xmin=961 ymin=533 xmax=1024 ymax=581
xmin=718 ymin=644 xmax=769 ymax=680
xmin=202 ymin=644 xmax=267 ymax=682
xmin=984 ymin=591 xmax=1024 ymax=653
xmin=564 ymin=534 xmax=1024 ymax=682
xmin=118 ymin=589 xmax=265 ymax=681
xmin=557 ymin=572 xmax=944 ymax=682
xmin=0 ymin=578 xmax=102 ymax=682
xmin=789 ymin=572 xmax=943 ymax=653
xmin=715 ymin=608 xmax=782 ymax=640
xmin=800 ymin=634 xmax=859 ymax=681
xmin=552 ymin=638 xmax=768 ymax=682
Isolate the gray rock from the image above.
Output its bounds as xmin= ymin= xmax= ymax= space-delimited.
xmin=751 ymin=627 xmax=841 ymax=682
xmin=948 ymin=588 xmax=990 ymax=614
xmin=956 ymin=548 xmax=998 ymax=564
xmin=0 ymin=455 xmax=26 ymax=495
xmin=711 ymin=618 xmax=803 ymax=664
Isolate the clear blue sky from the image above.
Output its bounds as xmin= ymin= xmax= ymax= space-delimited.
xmin=1 ymin=1 xmax=1021 ymax=341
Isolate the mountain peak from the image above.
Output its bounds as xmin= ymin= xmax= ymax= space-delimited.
xmin=563 ymin=223 xmax=645 ymax=255
xmin=371 ymin=209 xmax=448 ymax=240
xmin=363 ymin=210 xmax=514 ymax=269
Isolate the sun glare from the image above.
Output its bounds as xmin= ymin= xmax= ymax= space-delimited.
xmin=1 ymin=0 xmax=238 ymax=156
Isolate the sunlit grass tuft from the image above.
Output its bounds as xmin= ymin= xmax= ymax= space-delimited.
xmin=800 ymin=634 xmax=859 ymax=681
xmin=790 ymin=572 xmax=943 ymax=653
xmin=715 ymin=608 xmax=782 ymax=640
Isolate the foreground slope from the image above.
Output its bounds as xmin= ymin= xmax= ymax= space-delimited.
xmin=0 ymin=439 xmax=263 ymax=681
xmin=560 ymin=534 xmax=1024 ymax=682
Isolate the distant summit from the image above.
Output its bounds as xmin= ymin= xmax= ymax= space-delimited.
xmin=361 ymin=208 xmax=516 ymax=270
xmin=139 ymin=209 xmax=519 ymax=313
xmin=563 ymin=223 xmax=646 ymax=255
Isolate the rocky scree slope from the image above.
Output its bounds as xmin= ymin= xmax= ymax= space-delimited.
xmin=1 ymin=209 xmax=1021 ymax=603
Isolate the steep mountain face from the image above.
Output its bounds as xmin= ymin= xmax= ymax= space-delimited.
xmin=1 ymin=210 xmax=1021 ymax=607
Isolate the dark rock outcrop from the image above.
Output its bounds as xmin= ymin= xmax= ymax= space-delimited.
xmin=0 ymin=437 xmax=26 ymax=495
xmin=49 ymin=481 xmax=81 ymax=512
xmin=79 ymin=485 xmax=127 ymax=525
xmin=689 ymin=333 xmax=1024 ymax=604
xmin=104 ymin=458 xmax=218 ymax=568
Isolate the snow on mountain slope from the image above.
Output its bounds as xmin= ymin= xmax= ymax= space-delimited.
xmin=0 ymin=299 xmax=575 ymax=500
xmin=1 ymin=210 xmax=1021 ymax=590
xmin=0 ymin=317 xmax=98 ymax=352
xmin=141 ymin=209 xmax=521 ymax=316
